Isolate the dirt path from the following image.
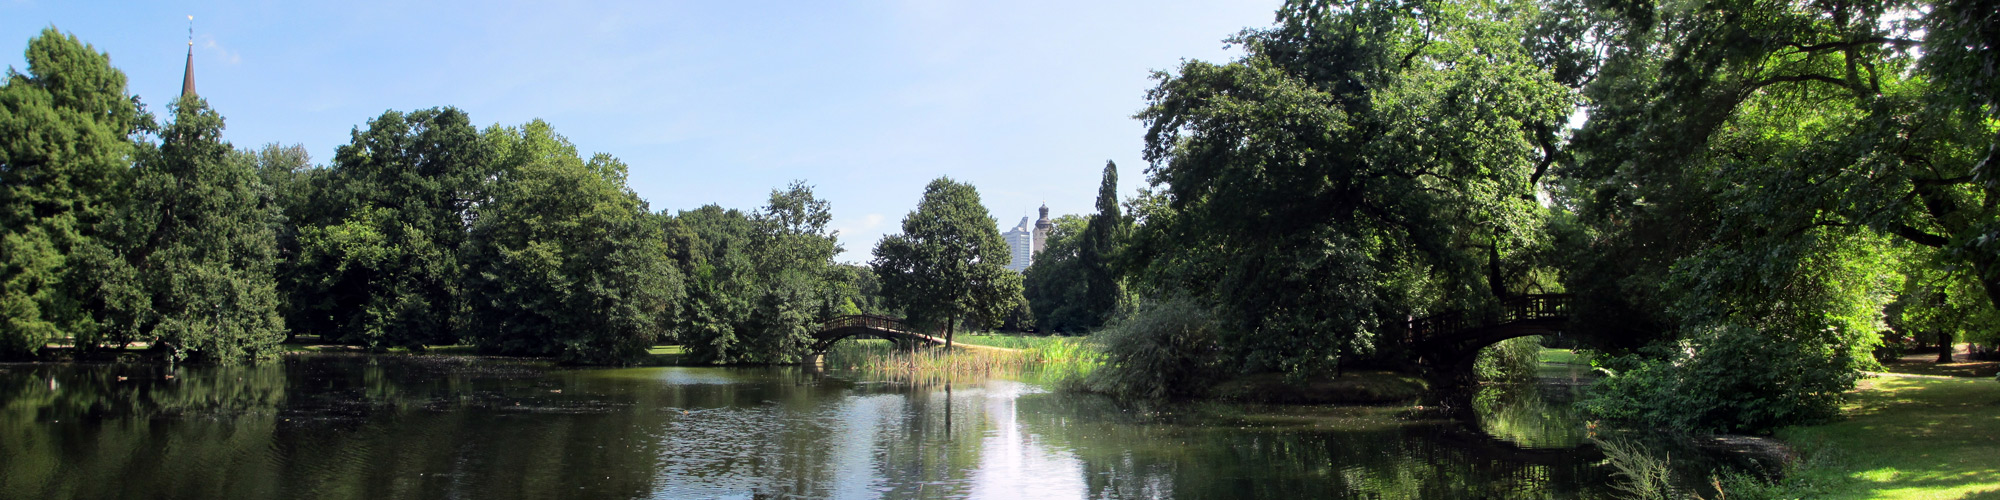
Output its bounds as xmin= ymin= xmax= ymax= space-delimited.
xmin=1878 ymin=343 xmax=1998 ymax=378
xmin=946 ymin=342 xmax=1025 ymax=354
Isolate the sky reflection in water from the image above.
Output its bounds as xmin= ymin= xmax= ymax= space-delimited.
xmin=0 ymin=356 xmax=1624 ymax=499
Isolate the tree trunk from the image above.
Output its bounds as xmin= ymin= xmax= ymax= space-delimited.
xmin=946 ymin=315 xmax=955 ymax=348
xmin=1938 ymin=330 xmax=1955 ymax=364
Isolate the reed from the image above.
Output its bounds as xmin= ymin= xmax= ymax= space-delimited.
xmin=824 ymin=336 xmax=1105 ymax=386
xmin=1594 ymin=437 xmax=1686 ymax=500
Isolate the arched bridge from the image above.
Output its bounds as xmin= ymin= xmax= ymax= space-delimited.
xmin=809 ymin=314 xmax=950 ymax=356
xmin=1405 ymin=294 xmax=1572 ymax=387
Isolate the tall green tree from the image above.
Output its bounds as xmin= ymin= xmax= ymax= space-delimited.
xmin=97 ymin=97 xmax=285 ymax=363
xmin=251 ymin=143 xmax=323 ymax=343
xmin=1078 ymin=160 xmax=1127 ymax=328
xmin=872 ymin=177 xmax=1024 ymax=345
xmin=1022 ymin=215 xmax=1089 ymax=332
xmin=1134 ymin=0 xmax=1575 ymax=377
xmin=673 ymin=204 xmax=760 ymax=363
xmin=1556 ymin=0 xmax=1997 ymax=432
xmin=672 ymin=183 xmax=842 ymax=364
xmin=460 ymin=120 xmax=681 ymax=364
xmin=292 ymin=108 xmax=493 ymax=349
xmin=741 ymin=182 xmax=841 ymax=363
xmin=0 ymin=29 xmax=148 ymax=357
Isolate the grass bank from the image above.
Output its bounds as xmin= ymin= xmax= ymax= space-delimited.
xmin=1748 ymin=376 xmax=2000 ymax=500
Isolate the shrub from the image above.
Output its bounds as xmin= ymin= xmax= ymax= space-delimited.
xmin=1475 ymin=336 xmax=1543 ymax=382
xmin=1083 ymin=297 xmax=1224 ymax=399
xmin=1583 ymin=324 xmax=1862 ymax=434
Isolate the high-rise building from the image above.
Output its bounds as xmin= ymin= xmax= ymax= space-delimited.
xmin=1002 ymin=216 xmax=1034 ymax=272
xmin=1000 ymin=205 xmax=1057 ymax=273
xmin=1033 ymin=204 xmax=1051 ymax=256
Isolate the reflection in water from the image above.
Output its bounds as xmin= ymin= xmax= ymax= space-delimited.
xmin=1 ymin=357 xmax=1637 ymax=499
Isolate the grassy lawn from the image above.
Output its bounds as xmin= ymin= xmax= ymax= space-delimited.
xmin=646 ymin=345 xmax=688 ymax=365
xmin=1535 ymin=347 xmax=1595 ymax=380
xmin=1536 ymin=347 xmax=1584 ymax=365
xmin=1773 ymin=376 xmax=2000 ymax=499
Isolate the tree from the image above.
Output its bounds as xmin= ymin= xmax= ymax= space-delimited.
xmin=0 ymin=29 xmax=148 ymax=358
xmin=97 ymin=97 xmax=286 ymax=363
xmin=1133 ymin=0 xmax=1575 ymax=377
xmin=460 ymin=120 xmax=681 ymax=364
xmin=872 ymin=177 xmax=1025 ymax=345
xmin=826 ymin=263 xmax=889 ymax=317
xmin=1554 ymin=0 xmax=1996 ymax=432
xmin=1077 ymin=161 xmax=1126 ymax=328
xmin=670 ymin=183 xmax=842 ymax=364
xmin=292 ymin=108 xmax=493 ymax=349
xmin=1022 ymin=215 xmax=1089 ymax=332
xmin=741 ymin=182 xmax=841 ymax=363
xmin=672 ymin=205 xmax=760 ymax=363
xmin=252 ymin=143 xmax=320 ymax=343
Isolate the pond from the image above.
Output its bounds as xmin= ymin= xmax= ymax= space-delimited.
xmin=0 ymin=354 xmax=1691 ymax=499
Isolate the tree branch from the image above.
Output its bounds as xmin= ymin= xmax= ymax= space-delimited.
xmin=1889 ymin=223 xmax=1949 ymax=247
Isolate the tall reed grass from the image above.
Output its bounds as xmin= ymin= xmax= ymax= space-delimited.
xmin=824 ymin=336 xmax=1104 ymax=387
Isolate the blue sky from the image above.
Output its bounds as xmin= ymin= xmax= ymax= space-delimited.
xmin=4 ymin=0 xmax=1278 ymax=262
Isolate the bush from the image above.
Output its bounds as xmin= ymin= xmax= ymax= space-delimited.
xmin=1583 ymin=324 xmax=1862 ymax=434
xmin=1083 ymin=297 xmax=1224 ymax=399
xmin=1475 ymin=336 xmax=1543 ymax=382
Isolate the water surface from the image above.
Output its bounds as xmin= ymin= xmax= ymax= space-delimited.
xmin=1 ymin=355 xmax=1633 ymax=499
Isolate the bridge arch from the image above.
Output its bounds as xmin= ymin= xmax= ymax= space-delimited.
xmin=1406 ymin=294 xmax=1572 ymax=387
xmin=808 ymin=314 xmax=949 ymax=357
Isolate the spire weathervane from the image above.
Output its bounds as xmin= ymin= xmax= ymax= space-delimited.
xmin=180 ymin=15 xmax=197 ymax=99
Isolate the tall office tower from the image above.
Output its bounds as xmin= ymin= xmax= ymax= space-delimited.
xmin=1002 ymin=217 xmax=1034 ymax=272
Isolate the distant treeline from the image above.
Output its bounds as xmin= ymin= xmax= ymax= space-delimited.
xmin=0 ymin=28 xmax=885 ymax=365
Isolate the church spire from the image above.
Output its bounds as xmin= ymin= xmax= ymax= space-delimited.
xmin=180 ymin=15 xmax=196 ymax=99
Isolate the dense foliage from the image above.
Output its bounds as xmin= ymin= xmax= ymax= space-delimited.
xmin=1021 ymin=214 xmax=1089 ymax=332
xmin=871 ymin=177 xmax=1025 ymax=344
xmin=460 ymin=121 xmax=682 ymax=364
xmin=1082 ymin=296 xmax=1225 ymax=400
xmin=99 ymin=97 xmax=287 ymax=363
xmin=1102 ymin=0 xmax=1994 ymax=434
xmin=1022 ymin=162 xmax=1128 ymax=334
xmin=0 ymin=30 xmax=866 ymax=365
xmin=1133 ymin=0 xmax=1574 ymax=377
xmin=671 ymin=182 xmax=842 ymax=364
xmin=288 ymin=108 xmax=493 ymax=350
xmin=0 ymin=29 xmax=147 ymax=358
xmin=1552 ymin=0 xmax=1997 ymax=431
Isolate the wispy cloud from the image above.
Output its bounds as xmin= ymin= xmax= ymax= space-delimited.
xmin=201 ymin=36 xmax=240 ymax=64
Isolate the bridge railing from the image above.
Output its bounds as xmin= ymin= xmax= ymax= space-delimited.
xmin=820 ymin=314 xmax=928 ymax=335
xmin=1406 ymin=294 xmax=1571 ymax=340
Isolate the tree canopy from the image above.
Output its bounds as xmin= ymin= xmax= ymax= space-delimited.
xmin=458 ymin=120 xmax=683 ymax=364
xmin=872 ymin=177 xmax=1024 ymax=344
xmin=98 ymin=97 xmax=286 ymax=363
xmin=1133 ymin=0 xmax=1575 ymax=377
xmin=0 ymin=28 xmax=148 ymax=358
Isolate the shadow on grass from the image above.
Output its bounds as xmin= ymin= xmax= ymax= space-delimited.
xmin=1777 ymin=377 xmax=2000 ymax=500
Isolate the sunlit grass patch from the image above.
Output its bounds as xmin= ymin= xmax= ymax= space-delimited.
xmin=1537 ymin=347 xmax=1585 ymax=366
xmin=1772 ymin=376 xmax=2000 ymax=499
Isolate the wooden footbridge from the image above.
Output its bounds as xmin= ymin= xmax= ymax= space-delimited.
xmin=809 ymin=314 xmax=950 ymax=356
xmin=1405 ymin=294 xmax=1573 ymax=386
